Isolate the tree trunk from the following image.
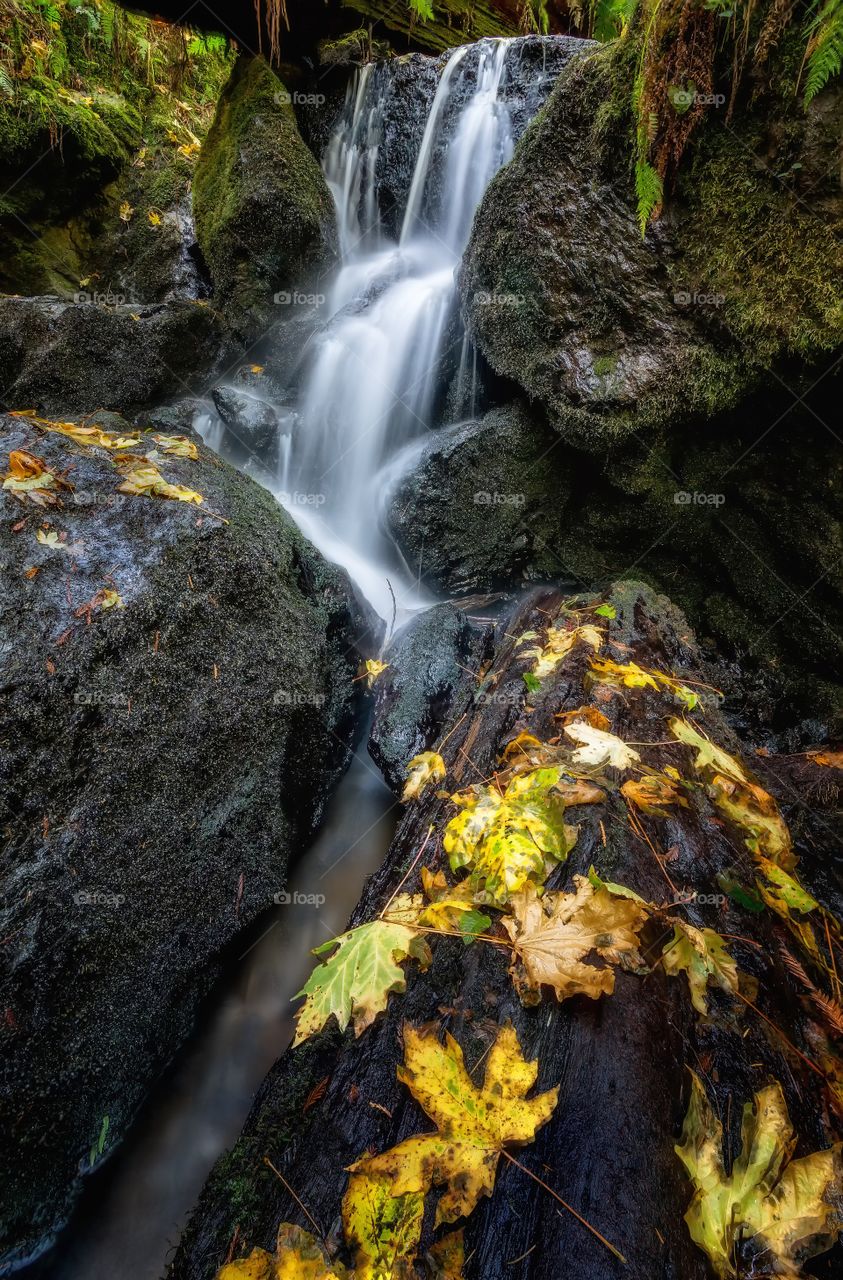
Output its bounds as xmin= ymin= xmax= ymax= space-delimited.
xmin=168 ymin=581 xmax=843 ymax=1280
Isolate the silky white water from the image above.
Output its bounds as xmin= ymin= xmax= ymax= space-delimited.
xmin=276 ymin=39 xmax=515 ymax=620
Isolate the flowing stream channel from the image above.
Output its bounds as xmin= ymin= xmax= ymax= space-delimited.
xmin=52 ymin=38 xmax=542 ymax=1279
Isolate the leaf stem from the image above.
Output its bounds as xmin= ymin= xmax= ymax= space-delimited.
xmin=501 ymin=1150 xmax=627 ymax=1265
xmin=263 ymin=1156 xmax=325 ymax=1243
xmin=380 ymin=825 xmax=434 ymax=920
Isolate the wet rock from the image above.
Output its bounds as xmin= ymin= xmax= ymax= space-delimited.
xmin=460 ymin=46 xmax=749 ymax=447
xmin=0 ymin=411 xmax=379 ymax=1267
xmin=193 ymin=55 xmax=338 ymax=340
xmin=211 ymin=385 xmax=283 ymax=458
xmin=0 ymin=296 xmax=223 ymax=416
xmin=387 ymin=403 xmax=569 ymax=595
xmin=368 ymin=604 xmax=491 ymax=793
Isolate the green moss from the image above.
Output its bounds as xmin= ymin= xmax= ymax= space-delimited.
xmin=671 ymin=125 xmax=843 ymax=365
xmin=192 ymin=55 xmax=336 ymax=331
xmin=341 ymin=0 xmax=518 ymax=52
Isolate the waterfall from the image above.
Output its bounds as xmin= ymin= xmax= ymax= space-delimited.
xmin=275 ymin=39 xmax=517 ymax=621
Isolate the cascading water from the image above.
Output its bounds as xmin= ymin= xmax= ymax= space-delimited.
xmin=275 ymin=39 xmax=516 ymax=620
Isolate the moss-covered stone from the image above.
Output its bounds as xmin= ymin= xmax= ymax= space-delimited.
xmin=192 ymin=54 xmax=337 ymax=338
xmin=461 ymin=40 xmax=842 ymax=449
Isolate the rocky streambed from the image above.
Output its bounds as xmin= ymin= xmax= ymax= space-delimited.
xmin=1 ymin=6 xmax=841 ymax=1280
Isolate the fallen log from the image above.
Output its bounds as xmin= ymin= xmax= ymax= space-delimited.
xmin=168 ymin=581 xmax=843 ymax=1280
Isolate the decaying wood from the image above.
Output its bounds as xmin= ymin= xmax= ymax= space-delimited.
xmin=168 ymin=581 xmax=843 ymax=1280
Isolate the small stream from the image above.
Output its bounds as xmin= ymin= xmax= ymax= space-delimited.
xmin=47 ymin=37 xmax=562 ymax=1277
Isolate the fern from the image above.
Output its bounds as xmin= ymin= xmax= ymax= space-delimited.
xmin=803 ymin=0 xmax=843 ymax=103
xmin=635 ymin=158 xmax=662 ymax=235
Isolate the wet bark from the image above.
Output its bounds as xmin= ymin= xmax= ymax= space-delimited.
xmin=168 ymin=580 xmax=842 ymax=1280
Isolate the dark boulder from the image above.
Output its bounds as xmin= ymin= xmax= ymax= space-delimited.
xmin=192 ymin=55 xmax=338 ymax=340
xmin=368 ymin=603 xmax=491 ymax=792
xmin=387 ymin=403 xmax=569 ymax=595
xmin=0 ymin=410 xmax=378 ymax=1267
xmin=211 ymin=386 xmax=283 ymax=460
xmin=0 ymin=296 xmax=223 ymax=417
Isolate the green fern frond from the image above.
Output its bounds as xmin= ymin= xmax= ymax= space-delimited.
xmin=803 ymin=0 xmax=843 ymax=103
xmin=635 ymin=158 xmax=663 ymax=235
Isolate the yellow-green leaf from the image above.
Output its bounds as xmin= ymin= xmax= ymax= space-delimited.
xmin=669 ymin=718 xmax=746 ymax=783
xmin=402 ymin=751 xmax=446 ymax=803
xmin=342 ymin=1174 xmax=423 ymax=1279
xmin=661 ymin=921 xmax=739 ymax=1015
xmin=113 ymin=454 xmax=203 ymax=504
xmin=444 ymin=767 xmax=575 ymax=906
xmin=350 ymin=1023 xmax=558 ymax=1226
xmin=293 ymin=921 xmax=430 ymax=1046
xmin=675 ymin=1070 xmax=843 ymax=1277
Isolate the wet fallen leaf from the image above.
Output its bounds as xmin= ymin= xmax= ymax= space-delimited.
xmin=147 ymin=209 xmax=162 ymax=227
xmin=676 ymin=1069 xmax=843 ymax=1278
xmin=349 ymin=1022 xmax=557 ymax=1225
xmin=402 ymin=751 xmax=446 ymax=803
xmin=10 ymin=411 xmax=139 ymax=451
xmin=293 ymin=921 xmax=431 ymax=1045
xmin=343 ymin=1174 xmax=424 ymax=1278
xmin=563 ymin=720 xmax=640 ymax=771
xmin=661 ymin=921 xmax=739 ymax=1015
xmin=417 ymin=868 xmax=492 ymax=942
xmin=363 ymin=659 xmax=388 ymax=687
xmin=518 ymin=623 xmax=602 ymax=680
xmin=3 ymin=450 xmax=69 ymax=506
xmin=502 ymin=879 xmax=648 ymax=1004
xmin=809 ymin=750 xmax=843 ymax=770
xmin=622 ymin=773 xmax=688 ymax=817
xmin=113 ymin=454 xmax=203 ymax=504
xmin=590 ymin=657 xmax=699 ymax=710
xmin=755 ymin=857 xmax=818 ymax=917
xmin=444 ymin=767 xmax=576 ymax=906
xmin=119 ymin=200 xmax=134 ymax=222
xmin=35 ymin=528 xmax=71 ymax=552
xmin=670 ymin=719 xmax=747 ymax=783
xmin=24 ymin=566 xmax=40 ymax=579
xmin=708 ymin=773 xmax=793 ymax=869
xmin=152 ymin=433 xmax=199 ymax=459
xmin=555 ymin=704 xmax=611 ymax=732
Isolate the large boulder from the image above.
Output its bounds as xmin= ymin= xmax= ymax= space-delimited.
xmin=0 ymin=296 xmax=223 ymax=417
xmin=0 ymin=411 xmax=377 ymax=1266
xmin=387 ymin=403 xmax=569 ymax=594
xmin=193 ymin=55 xmax=338 ymax=338
xmin=461 ymin=45 xmax=841 ymax=447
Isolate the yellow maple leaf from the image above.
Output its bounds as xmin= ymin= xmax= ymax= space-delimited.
xmin=622 ymin=772 xmax=688 ymax=816
xmin=518 ymin=622 xmax=602 ymax=680
xmin=502 ymin=878 xmax=648 ymax=1003
xmin=350 ymin=1023 xmax=558 ymax=1225
xmin=676 ymin=1070 xmax=843 ymax=1278
xmin=363 ymin=658 xmax=388 ymax=687
xmin=113 ymin=454 xmax=203 ymax=504
xmin=661 ymin=921 xmax=739 ymax=1015
xmin=669 ymin=718 xmax=747 ymax=783
xmin=119 ymin=200 xmax=135 ymax=222
xmin=2 ymin=450 xmax=69 ymax=506
xmin=444 ymin=767 xmax=576 ymax=906
xmin=401 ymin=751 xmax=446 ymax=802
xmin=10 ymin=411 xmax=139 ymax=451
xmin=590 ymin=656 xmax=700 ymax=710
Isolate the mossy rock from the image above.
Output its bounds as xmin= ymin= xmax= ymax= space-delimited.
xmin=193 ymin=55 xmax=338 ymax=338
